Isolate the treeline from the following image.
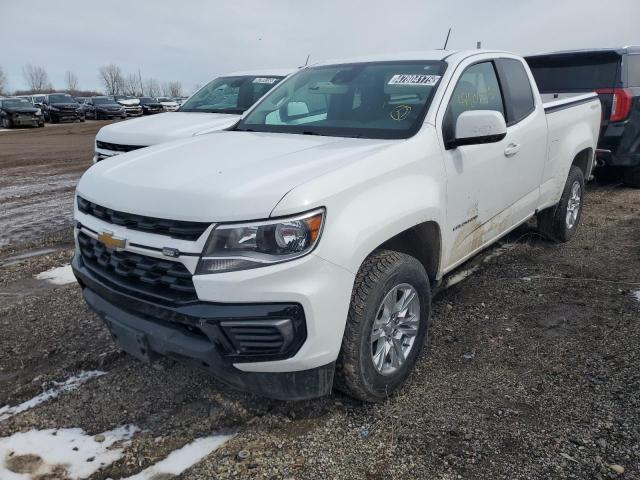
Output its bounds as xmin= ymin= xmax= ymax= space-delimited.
xmin=0 ymin=63 xmax=184 ymax=98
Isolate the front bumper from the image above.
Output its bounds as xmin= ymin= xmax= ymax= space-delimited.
xmin=72 ymin=253 xmax=336 ymax=400
xmin=51 ymin=111 xmax=81 ymax=121
xmin=13 ymin=115 xmax=41 ymax=126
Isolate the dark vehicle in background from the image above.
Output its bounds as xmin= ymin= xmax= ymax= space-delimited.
xmin=76 ymin=97 xmax=94 ymax=118
xmin=42 ymin=93 xmax=85 ymax=123
xmin=114 ymin=96 xmax=143 ymax=117
xmin=86 ymin=97 xmax=126 ymax=120
xmin=527 ymin=47 xmax=640 ymax=187
xmin=138 ymin=97 xmax=164 ymax=115
xmin=0 ymin=97 xmax=44 ymax=128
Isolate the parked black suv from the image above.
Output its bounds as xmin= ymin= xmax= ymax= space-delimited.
xmin=42 ymin=93 xmax=85 ymax=123
xmin=0 ymin=97 xmax=44 ymax=128
xmin=138 ymin=97 xmax=164 ymax=115
xmin=527 ymin=47 xmax=640 ymax=187
xmin=87 ymin=97 xmax=126 ymax=120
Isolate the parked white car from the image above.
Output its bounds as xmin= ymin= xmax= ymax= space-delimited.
xmin=156 ymin=97 xmax=180 ymax=112
xmin=73 ymin=50 xmax=600 ymax=401
xmin=92 ymin=69 xmax=293 ymax=162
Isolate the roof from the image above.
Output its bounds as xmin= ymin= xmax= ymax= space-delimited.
xmin=526 ymin=46 xmax=640 ymax=58
xmin=312 ymin=49 xmax=511 ymax=66
xmin=222 ymin=68 xmax=297 ymax=77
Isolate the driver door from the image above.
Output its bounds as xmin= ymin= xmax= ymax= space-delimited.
xmin=439 ymin=60 xmax=529 ymax=270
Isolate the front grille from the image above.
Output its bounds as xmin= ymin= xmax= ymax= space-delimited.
xmin=78 ymin=232 xmax=196 ymax=303
xmin=77 ymin=196 xmax=210 ymax=240
xmin=96 ymin=140 xmax=146 ymax=153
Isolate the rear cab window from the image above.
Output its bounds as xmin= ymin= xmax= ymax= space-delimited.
xmin=495 ymin=58 xmax=535 ymax=125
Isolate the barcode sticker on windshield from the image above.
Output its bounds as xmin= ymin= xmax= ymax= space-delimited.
xmin=253 ymin=77 xmax=278 ymax=84
xmin=388 ymin=74 xmax=441 ymax=86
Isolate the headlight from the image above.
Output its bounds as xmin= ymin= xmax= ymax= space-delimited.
xmin=35 ymin=109 xmax=42 ymax=115
xmin=196 ymin=209 xmax=325 ymax=274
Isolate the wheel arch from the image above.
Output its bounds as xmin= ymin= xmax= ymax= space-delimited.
xmin=377 ymin=221 xmax=442 ymax=284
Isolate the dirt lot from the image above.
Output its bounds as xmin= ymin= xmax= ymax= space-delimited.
xmin=0 ymin=124 xmax=639 ymax=479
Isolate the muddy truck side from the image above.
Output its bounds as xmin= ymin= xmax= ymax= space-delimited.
xmin=72 ymin=50 xmax=601 ymax=401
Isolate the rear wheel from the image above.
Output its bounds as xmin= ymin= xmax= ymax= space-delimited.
xmin=335 ymin=250 xmax=431 ymax=402
xmin=537 ymin=165 xmax=585 ymax=242
xmin=622 ymin=166 xmax=640 ymax=188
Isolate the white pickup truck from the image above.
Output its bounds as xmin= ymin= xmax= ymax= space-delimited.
xmin=73 ymin=50 xmax=601 ymax=401
xmin=93 ymin=69 xmax=292 ymax=162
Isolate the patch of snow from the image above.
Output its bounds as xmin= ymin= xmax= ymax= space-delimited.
xmin=633 ymin=290 xmax=640 ymax=303
xmin=35 ymin=264 xmax=76 ymax=285
xmin=0 ymin=425 xmax=138 ymax=480
xmin=0 ymin=371 xmax=106 ymax=422
xmin=121 ymin=434 xmax=235 ymax=480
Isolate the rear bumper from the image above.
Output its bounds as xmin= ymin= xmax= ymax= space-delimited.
xmin=72 ymin=253 xmax=334 ymax=400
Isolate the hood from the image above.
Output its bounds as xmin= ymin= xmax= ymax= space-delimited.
xmin=4 ymin=106 xmax=39 ymax=114
xmin=51 ymin=102 xmax=79 ymax=109
xmin=117 ymin=99 xmax=140 ymax=106
xmin=142 ymin=102 xmax=163 ymax=108
xmin=96 ymin=112 xmax=241 ymax=145
xmin=78 ymin=131 xmax=396 ymax=222
xmin=95 ymin=103 xmax=122 ymax=109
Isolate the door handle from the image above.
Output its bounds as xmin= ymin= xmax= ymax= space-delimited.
xmin=504 ymin=143 xmax=521 ymax=157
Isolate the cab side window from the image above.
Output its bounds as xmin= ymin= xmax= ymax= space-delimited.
xmin=495 ymin=58 xmax=535 ymax=125
xmin=443 ymin=61 xmax=505 ymax=146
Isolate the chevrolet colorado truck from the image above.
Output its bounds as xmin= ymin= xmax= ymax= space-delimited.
xmin=92 ymin=69 xmax=292 ymax=162
xmin=73 ymin=50 xmax=601 ymax=401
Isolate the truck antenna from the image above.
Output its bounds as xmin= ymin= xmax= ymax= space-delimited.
xmin=304 ymin=54 xmax=310 ymax=66
xmin=443 ymin=28 xmax=452 ymax=50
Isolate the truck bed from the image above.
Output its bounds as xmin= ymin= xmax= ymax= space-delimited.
xmin=540 ymin=92 xmax=599 ymax=114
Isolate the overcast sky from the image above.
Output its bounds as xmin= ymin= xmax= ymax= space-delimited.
xmin=1 ymin=0 xmax=638 ymax=93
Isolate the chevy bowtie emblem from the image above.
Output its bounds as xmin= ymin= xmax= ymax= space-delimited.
xmin=97 ymin=231 xmax=126 ymax=250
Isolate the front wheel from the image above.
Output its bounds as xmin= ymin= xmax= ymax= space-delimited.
xmin=335 ymin=250 xmax=431 ymax=402
xmin=537 ymin=165 xmax=585 ymax=242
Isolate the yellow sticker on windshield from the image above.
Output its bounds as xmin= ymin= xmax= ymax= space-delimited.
xmin=390 ymin=104 xmax=412 ymax=121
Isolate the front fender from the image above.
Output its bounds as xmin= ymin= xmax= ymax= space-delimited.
xmin=272 ymin=127 xmax=446 ymax=275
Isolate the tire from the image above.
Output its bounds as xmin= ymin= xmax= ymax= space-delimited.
xmin=621 ymin=166 xmax=640 ymax=188
xmin=80 ymin=115 xmax=85 ymax=122
xmin=334 ymin=250 xmax=431 ymax=402
xmin=50 ymin=114 xmax=57 ymax=124
xmin=38 ymin=121 xmax=44 ymax=128
xmin=2 ymin=117 xmax=10 ymax=128
xmin=537 ymin=165 xmax=585 ymax=242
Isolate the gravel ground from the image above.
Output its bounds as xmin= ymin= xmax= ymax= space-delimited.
xmin=0 ymin=123 xmax=638 ymax=479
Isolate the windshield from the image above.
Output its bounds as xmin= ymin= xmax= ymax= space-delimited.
xmin=157 ymin=97 xmax=172 ymax=102
xmin=237 ymin=61 xmax=446 ymax=139
xmin=93 ymin=97 xmax=114 ymax=105
xmin=49 ymin=94 xmax=76 ymax=103
xmin=179 ymin=75 xmax=285 ymax=114
xmin=2 ymin=99 xmax=32 ymax=108
xmin=139 ymin=97 xmax=157 ymax=104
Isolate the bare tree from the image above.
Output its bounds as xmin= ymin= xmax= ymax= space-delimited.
xmin=143 ymin=77 xmax=161 ymax=97
xmin=0 ymin=66 xmax=7 ymax=95
xmin=98 ymin=64 xmax=124 ymax=97
xmin=163 ymin=81 xmax=183 ymax=97
xmin=65 ymin=71 xmax=79 ymax=92
xmin=23 ymin=64 xmax=52 ymax=92
xmin=122 ymin=73 xmax=142 ymax=96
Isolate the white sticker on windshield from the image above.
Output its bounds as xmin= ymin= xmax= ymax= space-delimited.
xmin=253 ymin=77 xmax=278 ymax=84
xmin=388 ymin=74 xmax=441 ymax=86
